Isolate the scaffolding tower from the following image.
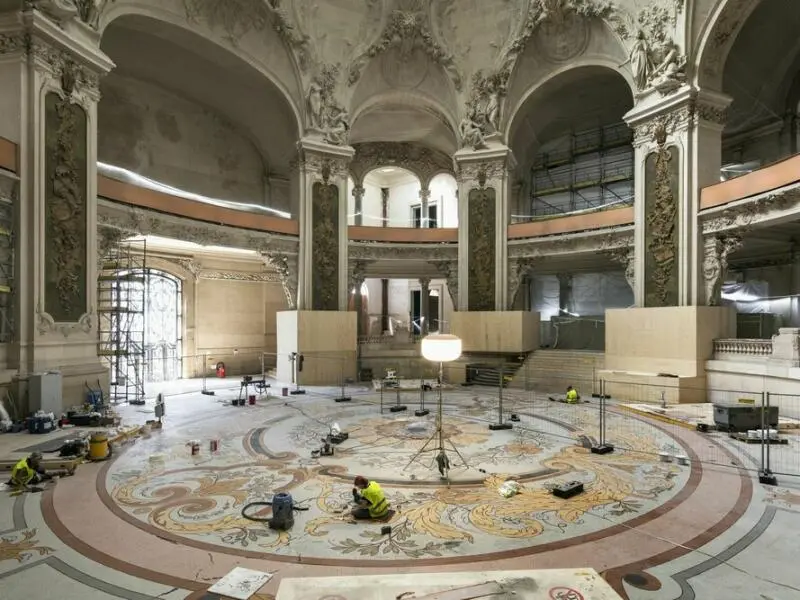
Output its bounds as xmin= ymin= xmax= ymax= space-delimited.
xmin=0 ymin=189 xmax=14 ymax=343
xmin=97 ymin=239 xmax=147 ymax=404
xmin=530 ymin=122 xmax=634 ymax=217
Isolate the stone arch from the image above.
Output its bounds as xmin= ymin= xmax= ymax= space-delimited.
xmin=692 ymin=0 xmax=763 ymax=91
xmin=349 ymin=142 xmax=455 ymax=189
xmin=100 ymin=0 xmax=304 ymax=136
xmin=504 ymin=59 xmax=635 ymax=144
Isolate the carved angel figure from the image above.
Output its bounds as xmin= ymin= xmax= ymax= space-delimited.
xmin=323 ymin=105 xmax=350 ymax=146
xmin=703 ymin=250 xmax=723 ymax=306
xmin=627 ymin=30 xmax=652 ymax=91
xmin=30 ymin=0 xmax=78 ymax=21
xmin=651 ymin=40 xmax=686 ymax=87
xmin=74 ymin=0 xmax=104 ymax=28
xmin=459 ymin=115 xmax=486 ymax=150
xmin=306 ymin=81 xmax=323 ymax=130
xmin=486 ymin=91 xmax=501 ymax=133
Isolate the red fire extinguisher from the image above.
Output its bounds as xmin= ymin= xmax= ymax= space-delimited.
xmin=216 ymin=361 xmax=226 ymax=378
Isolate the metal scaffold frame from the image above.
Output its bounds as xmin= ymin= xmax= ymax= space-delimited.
xmin=0 ymin=191 xmax=14 ymax=342
xmin=97 ymin=239 xmax=147 ymax=404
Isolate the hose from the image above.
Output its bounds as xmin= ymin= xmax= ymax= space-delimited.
xmin=241 ymin=500 xmax=310 ymax=522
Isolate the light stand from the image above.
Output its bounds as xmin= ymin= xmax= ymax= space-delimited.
xmin=404 ymin=334 xmax=465 ymax=480
xmin=389 ymin=386 xmax=407 ymax=412
xmin=200 ymin=353 xmax=215 ymax=396
xmin=289 ymin=353 xmax=306 ymax=395
xmin=415 ymin=378 xmax=429 ymax=416
xmin=591 ymin=382 xmax=614 ymax=454
xmin=489 ymin=360 xmax=512 ymax=431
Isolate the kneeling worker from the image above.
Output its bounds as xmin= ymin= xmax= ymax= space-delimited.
xmin=351 ymin=475 xmax=390 ymax=520
xmin=8 ymin=452 xmax=67 ymax=490
xmin=565 ymin=386 xmax=579 ymax=404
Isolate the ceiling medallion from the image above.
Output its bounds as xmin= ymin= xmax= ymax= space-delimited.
xmin=533 ymin=12 xmax=590 ymax=63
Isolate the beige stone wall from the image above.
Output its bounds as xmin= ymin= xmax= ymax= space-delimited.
xmin=451 ymin=311 xmax=540 ymax=353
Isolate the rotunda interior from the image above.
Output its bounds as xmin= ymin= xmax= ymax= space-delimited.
xmin=1 ymin=0 xmax=800 ymax=599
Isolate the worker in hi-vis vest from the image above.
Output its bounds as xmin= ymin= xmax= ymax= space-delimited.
xmin=351 ymin=475 xmax=391 ymax=520
xmin=565 ymin=386 xmax=579 ymax=404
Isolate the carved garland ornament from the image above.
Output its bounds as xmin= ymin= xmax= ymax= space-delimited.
xmin=456 ymin=160 xmax=508 ymax=187
xmin=348 ymin=242 xmax=457 ymax=262
xmin=348 ymin=6 xmax=461 ymax=90
xmin=700 ymin=186 xmax=800 ymax=235
xmin=509 ymin=230 xmax=633 ymax=259
xmin=261 ymin=251 xmax=298 ymax=309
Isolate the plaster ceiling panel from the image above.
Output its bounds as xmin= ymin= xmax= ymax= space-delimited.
xmin=722 ymin=0 xmax=800 ymax=133
xmin=432 ymin=0 xmax=520 ymax=74
xmin=101 ymin=17 xmax=298 ymax=176
xmin=350 ymin=104 xmax=457 ymax=155
xmin=292 ymin=0 xmax=383 ymax=65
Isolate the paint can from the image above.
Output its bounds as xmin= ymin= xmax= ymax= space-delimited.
xmin=676 ymin=455 xmax=689 ymax=466
xmin=191 ymin=442 xmax=200 ymax=456
xmin=658 ymin=451 xmax=672 ymax=463
xmin=282 ymin=387 xmax=289 ymax=397
xmin=210 ymin=439 xmax=219 ymax=453
xmin=249 ymin=394 xmax=256 ymax=405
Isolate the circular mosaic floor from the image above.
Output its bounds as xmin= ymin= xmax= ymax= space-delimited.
xmin=102 ymin=396 xmax=691 ymax=563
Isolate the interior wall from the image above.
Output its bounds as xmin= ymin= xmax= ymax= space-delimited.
xmin=98 ymin=73 xmax=276 ymax=208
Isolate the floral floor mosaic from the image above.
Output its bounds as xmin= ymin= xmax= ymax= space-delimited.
xmin=103 ymin=395 xmax=691 ymax=562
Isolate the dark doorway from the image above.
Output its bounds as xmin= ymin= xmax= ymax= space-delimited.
xmin=410 ymin=289 xmax=440 ymax=333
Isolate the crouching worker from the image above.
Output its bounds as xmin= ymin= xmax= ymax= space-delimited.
xmin=565 ymin=386 xmax=580 ymax=404
xmin=8 ymin=452 xmax=72 ymax=490
xmin=351 ymin=475 xmax=390 ymax=520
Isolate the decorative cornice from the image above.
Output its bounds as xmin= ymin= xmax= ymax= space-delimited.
xmin=348 ymin=241 xmax=457 ymax=262
xmin=97 ymin=199 xmax=299 ymax=255
xmin=198 ymin=270 xmax=281 ymax=283
xmin=508 ymin=227 xmax=634 ymax=258
xmin=700 ymin=184 xmax=800 ymax=235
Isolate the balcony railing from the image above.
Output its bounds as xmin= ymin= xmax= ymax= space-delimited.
xmin=713 ymin=338 xmax=773 ymax=357
xmin=358 ymin=334 xmax=421 ymax=345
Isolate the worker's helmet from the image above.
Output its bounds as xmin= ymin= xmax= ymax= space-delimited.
xmin=29 ymin=451 xmax=43 ymax=463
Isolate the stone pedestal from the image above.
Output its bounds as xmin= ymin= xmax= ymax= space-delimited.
xmin=454 ymin=144 xmax=515 ymax=311
xmin=602 ymin=306 xmax=735 ymax=403
xmin=276 ymin=311 xmax=356 ymax=386
xmin=451 ymin=311 xmax=540 ymax=353
xmin=0 ymin=8 xmax=113 ymax=410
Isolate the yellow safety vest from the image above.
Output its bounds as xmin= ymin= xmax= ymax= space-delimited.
xmin=360 ymin=481 xmax=389 ymax=518
xmin=11 ymin=458 xmax=35 ymax=486
xmin=566 ymin=389 xmax=578 ymax=402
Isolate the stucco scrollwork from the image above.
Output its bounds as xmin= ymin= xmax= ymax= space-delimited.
xmin=608 ymin=246 xmax=634 ymax=291
xmin=701 ymin=186 xmax=800 ymax=235
xmin=96 ymin=224 xmax=127 ymax=268
xmin=260 ymin=251 xmax=298 ymax=309
xmin=456 ymin=160 xmax=508 ymax=187
xmin=299 ymin=149 xmax=351 ymax=183
xmin=347 ymin=5 xmax=461 ymax=91
xmin=0 ymin=32 xmax=29 ymax=55
xmin=183 ymin=0 xmax=310 ymax=69
xmin=508 ymin=229 xmax=633 ymax=259
xmin=348 ymin=242 xmax=458 ymax=262
xmin=36 ymin=303 xmax=93 ymax=337
xmin=703 ymin=234 xmax=741 ymax=306
xmin=507 ymin=257 xmax=535 ymax=310
xmin=349 ymin=142 xmax=454 ymax=187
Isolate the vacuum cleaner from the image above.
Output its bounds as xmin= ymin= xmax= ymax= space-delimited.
xmin=241 ymin=492 xmax=309 ymax=530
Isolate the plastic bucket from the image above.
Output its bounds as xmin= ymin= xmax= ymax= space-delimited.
xmin=89 ymin=432 xmax=109 ymax=460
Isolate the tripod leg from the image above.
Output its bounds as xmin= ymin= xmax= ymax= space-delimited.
xmin=445 ymin=438 xmax=469 ymax=467
xmin=403 ymin=428 xmax=438 ymax=470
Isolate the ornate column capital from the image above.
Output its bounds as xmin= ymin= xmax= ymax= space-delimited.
xmin=295 ymin=137 xmax=354 ymax=183
xmin=419 ymin=188 xmax=432 ymax=201
xmin=351 ymin=184 xmax=365 ymax=199
xmin=347 ymin=259 xmax=369 ymax=291
xmin=432 ymin=260 xmax=458 ymax=311
xmin=418 ymin=276 xmax=431 ymax=290
xmin=454 ymin=144 xmax=516 ymax=188
xmin=703 ymin=234 xmax=742 ymax=306
xmin=608 ymin=246 xmax=635 ymax=293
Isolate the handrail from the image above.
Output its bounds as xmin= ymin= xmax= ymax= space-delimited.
xmin=713 ymin=338 xmax=773 ymax=356
xmin=508 ymin=205 xmax=634 ymax=239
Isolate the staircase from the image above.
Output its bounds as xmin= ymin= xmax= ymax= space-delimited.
xmin=508 ymin=349 xmax=605 ymax=393
xmin=465 ymin=354 xmax=527 ymax=388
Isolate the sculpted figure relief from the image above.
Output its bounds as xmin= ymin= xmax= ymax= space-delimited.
xmin=459 ymin=113 xmax=486 ymax=150
xmin=306 ymin=81 xmax=323 ymax=130
xmin=624 ymin=31 xmax=652 ymax=91
xmin=306 ymin=65 xmax=350 ymax=146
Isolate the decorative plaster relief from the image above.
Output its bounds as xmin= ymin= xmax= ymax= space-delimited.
xmin=347 ymin=3 xmax=462 ymax=91
xmin=701 ymin=185 xmax=800 ymax=235
xmin=467 ymin=187 xmax=496 ymax=311
xmin=348 ymin=242 xmax=458 ymax=262
xmin=608 ymin=246 xmax=634 ymax=291
xmin=703 ymin=234 xmax=741 ymax=306
xmin=298 ymin=147 xmax=352 ymax=181
xmin=631 ymin=98 xmax=726 ymax=148
xmin=183 ymin=0 xmax=310 ymax=69
xmin=261 ymin=251 xmax=298 ymax=309
xmin=96 ymin=224 xmax=127 ymax=268
xmin=698 ymin=0 xmax=755 ymax=89
xmin=306 ymin=64 xmax=350 ymax=145
xmin=463 ymin=70 xmax=508 ymax=146
xmin=349 ymin=142 xmax=454 ymax=187
xmin=310 ymin=180 xmax=340 ymax=311
xmin=432 ymin=259 xmax=458 ymax=311
xmin=508 ymin=228 xmax=633 ymax=258
xmin=96 ymin=200 xmax=299 ymax=255
xmin=347 ymin=259 xmax=370 ymax=290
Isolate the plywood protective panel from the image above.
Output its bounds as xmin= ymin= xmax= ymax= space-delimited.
xmin=451 ymin=311 xmax=540 ymax=353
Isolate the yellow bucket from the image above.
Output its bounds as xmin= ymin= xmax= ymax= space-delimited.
xmin=89 ymin=432 xmax=109 ymax=461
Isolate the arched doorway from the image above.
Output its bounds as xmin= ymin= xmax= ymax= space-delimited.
xmin=142 ymin=270 xmax=183 ymax=383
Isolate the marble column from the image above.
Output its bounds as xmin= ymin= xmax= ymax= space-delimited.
xmin=454 ymin=145 xmax=515 ymax=311
xmin=0 ymin=8 xmax=113 ymax=405
xmin=419 ymin=277 xmax=430 ymax=335
xmin=625 ymin=88 xmax=731 ymax=306
xmin=295 ymin=138 xmax=354 ymax=311
xmin=419 ymin=187 xmax=431 ymax=228
xmin=352 ymin=184 xmax=365 ymax=226
xmin=380 ymin=187 xmax=389 ymax=226
xmin=349 ymin=261 xmax=367 ymax=337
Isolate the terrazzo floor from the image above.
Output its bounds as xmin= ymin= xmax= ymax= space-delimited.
xmin=0 ymin=376 xmax=798 ymax=599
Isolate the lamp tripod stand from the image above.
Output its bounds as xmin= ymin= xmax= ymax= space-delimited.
xmin=405 ymin=361 xmax=468 ymax=479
